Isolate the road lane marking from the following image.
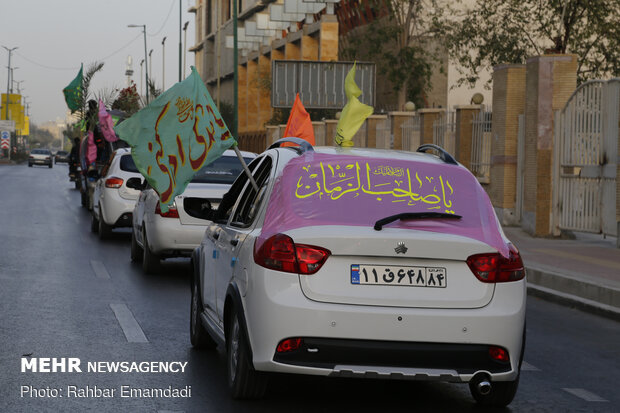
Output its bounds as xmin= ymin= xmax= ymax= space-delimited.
xmin=562 ymin=388 xmax=608 ymax=402
xmin=90 ymin=260 xmax=110 ymax=279
xmin=521 ymin=361 xmax=540 ymax=371
xmin=110 ymin=303 xmax=149 ymax=343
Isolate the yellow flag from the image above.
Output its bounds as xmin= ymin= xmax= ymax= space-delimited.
xmin=334 ymin=63 xmax=373 ymax=147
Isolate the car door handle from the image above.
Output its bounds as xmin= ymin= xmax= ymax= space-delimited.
xmin=230 ymin=239 xmax=238 ymax=246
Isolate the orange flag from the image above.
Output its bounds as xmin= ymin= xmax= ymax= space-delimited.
xmin=283 ymin=93 xmax=315 ymax=146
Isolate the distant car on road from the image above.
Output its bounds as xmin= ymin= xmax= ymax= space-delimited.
xmin=129 ymin=149 xmax=256 ymax=274
xmin=189 ymin=139 xmax=526 ymax=407
xmin=55 ymin=150 xmax=70 ymax=163
xmin=91 ymin=148 xmax=142 ymax=239
xmin=28 ymin=149 xmax=53 ymax=168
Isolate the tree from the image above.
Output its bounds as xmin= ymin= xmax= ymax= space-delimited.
xmin=78 ymin=61 xmax=105 ymax=116
xmin=341 ymin=0 xmax=450 ymax=109
xmin=445 ymin=0 xmax=620 ymax=87
xmin=112 ymin=83 xmax=141 ymax=116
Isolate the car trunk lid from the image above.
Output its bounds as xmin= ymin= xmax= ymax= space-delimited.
xmin=287 ymin=226 xmax=495 ymax=309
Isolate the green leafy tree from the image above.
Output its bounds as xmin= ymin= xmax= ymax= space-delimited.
xmin=445 ymin=0 xmax=620 ymax=87
xmin=341 ymin=0 xmax=450 ymax=109
xmin=78 ymin=61 xmax=105 ymax=117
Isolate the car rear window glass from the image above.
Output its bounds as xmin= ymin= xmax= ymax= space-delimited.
xmin=191 ymin=156 xmax=254 ymax=184
xmin=31 ymin=149 xmax=49 ymax=154
xmin=262 ymin=153 xmax=509 ymax=257
xmin=120 ymin=154 xmax=139 ymax=173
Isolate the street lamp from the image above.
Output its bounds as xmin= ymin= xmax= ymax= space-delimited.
xmin=183 ymin=21 xmax=189 ymax=79
xmin=128 ymin=24 xmax=149 ymax=104
xmin=161 ymin=36 xmax=167 ymax=90
xmin=139 ymin=59 xmax=145 ymax=97
xmin=2 ymin=45 xmax=18 ymax=161
xmin=149 ymin=49 xmax=153 ymax=88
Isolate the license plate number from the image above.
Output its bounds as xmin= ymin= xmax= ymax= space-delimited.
xmin=351 ymin=265 xmax=447 ymax=288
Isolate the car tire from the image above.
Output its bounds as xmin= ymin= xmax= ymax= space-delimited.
xmin=80 ymin=190 xmax=88 ymax=208
xmin=28 ymin=163 xmax=32 ymax=167
xmin=49 ymin=163 xmax=53 ymax=169
xmin=227 ymin=308 xmax=267 ymax=399
xmin=130 ymin=229 xmax=143 ymax=263
xmin=190 ymin=279 xmax=216 ymax=349
xmin=91 ymin=213 xmax=99 ymax=233
xmin=74 ymin=180 xmax=80 ymax=190
xmin=142 ymin=231 xmax=160 ymax=274
xmin=98 ymin=206 xmax=112 ymax=239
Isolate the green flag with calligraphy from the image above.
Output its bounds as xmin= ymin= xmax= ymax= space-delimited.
xmin=114 ymin=66 xmax=237 ymax=212
xmin=62 ymin=64 xmax=83 ymax=113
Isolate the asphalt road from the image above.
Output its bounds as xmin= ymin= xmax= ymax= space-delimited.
xmin=0 ymin=163 xmax=618 ymax=412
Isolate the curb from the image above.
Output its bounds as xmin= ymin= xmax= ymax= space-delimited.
xmin=526 ymin=265 xmax=620 ymax=322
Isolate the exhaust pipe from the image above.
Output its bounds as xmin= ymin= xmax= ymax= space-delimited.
xmin=471 ymin=372 xmax=492 ymax=396
xmin=477 ymin=380 xmax=491 ymax=395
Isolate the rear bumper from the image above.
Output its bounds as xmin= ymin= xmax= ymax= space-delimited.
xmin=100 ymin=189 xmax=137 ymax=226
xmin=243 ymin=271 xmax=526 ymax=382
xmin=147 ymin=216 xmax=206 ymax=256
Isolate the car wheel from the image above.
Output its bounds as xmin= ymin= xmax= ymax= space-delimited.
xmin=91 ymin=213 xmax=99 ymax=233
xmin=49 ymin=163 xmax=53 ymax=169
xmin=130 ymin=229 xmax=143 ymax=263
xmin=190 ymin=279 xmax=216 ymax=349
xmin=74 ymin=180 xmax=80 ymax=190
xmin=80 ymin=190 xmax=88 ymax=208
xmin=227 ymin=308 xmax=267 ymax=399
xmin=28 ymin=163 xmax=32 ymax=167
xmin=98 ymin=206 xmax=112 ymax=239
xmin=142 ymin=231 xmax=160 ymax=274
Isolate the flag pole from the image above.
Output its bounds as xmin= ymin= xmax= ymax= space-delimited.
xmin=233 ymin=145 xmax=258 ymax=191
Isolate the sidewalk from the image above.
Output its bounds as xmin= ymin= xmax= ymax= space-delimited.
xmin=503 ymin=226 xmax=620 ymax=321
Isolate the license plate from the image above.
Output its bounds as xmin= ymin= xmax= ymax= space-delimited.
xmin=351 ymin=264 xmax=447 ymax=288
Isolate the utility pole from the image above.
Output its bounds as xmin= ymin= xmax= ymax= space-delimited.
xmin=183 ymin=21 xmax=189 ymax=80
xmin=3 ymin=46 xmax=18 ymax=161
xmin=128 ymin=24 xmax=149 ymax=104
xmin=162 ymin=37 xmax=167 ymax=90
xmin=149 ymin=49 xmax=153 ymax=90
xmin=179 ymin=0 xmax=182 ymax=82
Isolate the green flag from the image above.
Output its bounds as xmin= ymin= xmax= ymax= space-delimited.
xmin=114 ymin=66 xmax=237 ymax=212
xmin=334 ymin=62 xmax=373 ymax=147
xmin=63 ymin=64 xmax=83 ymax=113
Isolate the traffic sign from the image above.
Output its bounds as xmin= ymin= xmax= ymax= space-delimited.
xmin=1 ymin=131 xmax=9 ymax=140
xmin=1 ymin=130 xmax=9 ymax=149
xmin=1 ymin=140 xmax=9 ymax=149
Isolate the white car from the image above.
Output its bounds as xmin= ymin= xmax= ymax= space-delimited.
xmin=91 ymin=148 xmax=142 ymax=239
xmin=28 ymin=148 xmax=53 ymax=168
xmin=189 ymin=139 xmax=526 ymax=406
xmin=130 ymin=149 xmax=256 ymax=274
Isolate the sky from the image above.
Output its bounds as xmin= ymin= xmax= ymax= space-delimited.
xmin=0 ymin=0 xmax=196 ymax=125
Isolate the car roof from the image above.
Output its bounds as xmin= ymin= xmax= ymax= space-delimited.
xmin=112 ymin=147 xmax=256 ymax=158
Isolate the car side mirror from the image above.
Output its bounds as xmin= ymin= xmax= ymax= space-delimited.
xmin=184 ymin=197 xmax=214 ymax=221
xmin=126 ymin=177 xmax=144 ymax=190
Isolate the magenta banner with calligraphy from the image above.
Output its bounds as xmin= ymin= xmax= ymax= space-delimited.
xmin=262 ymin=152 xmax=509 ymax=257
xmin=114 ymin=67 xmax=236 ymax=211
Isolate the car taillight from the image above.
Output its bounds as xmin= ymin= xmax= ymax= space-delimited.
xmin=466 ymin=244 xmax=525 ymax=283
xmin=254 ymin=233 xmax=330 ymax=275
xmin=105 ymin=177 xmax=124 ymax=188
xmin=28 ymin=155 xmax=33 ymax=159
xmin=488 ymin=346 xmax=510 ymax=363
xmin=155 ymin=201 xmax=179 ymax=218
xmin=276 ymin=338 xmax=303 ymax=353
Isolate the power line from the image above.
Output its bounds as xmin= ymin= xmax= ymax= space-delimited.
xmin=148 ymin=0 xmax=176 ymax=37
xmin=13 ymin=33 xmax=142 ymax=71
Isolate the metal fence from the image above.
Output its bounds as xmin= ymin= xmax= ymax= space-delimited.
xmin=376 ymin=118 xmax=392 ymax=149
xmin=401 ymin=114 xmax=420 ymax=151
xmin=471 ymin=110 xmax=492 ymax=183
xmin=432 ymin=111 xmax=456 ymax=155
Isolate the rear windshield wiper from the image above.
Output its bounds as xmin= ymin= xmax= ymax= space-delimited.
xmin=374 ymin=212 xmax=462 ymax=231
